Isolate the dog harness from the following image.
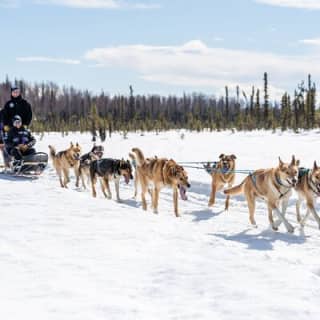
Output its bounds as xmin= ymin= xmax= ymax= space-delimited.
xmin=274 ymin=174 xmax=292 ymax=199
xmin=249 ymin=172 xmax=291 ymax=199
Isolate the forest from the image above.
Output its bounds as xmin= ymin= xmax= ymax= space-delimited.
xmin=0 ymin=73 xmax=317 ymax=140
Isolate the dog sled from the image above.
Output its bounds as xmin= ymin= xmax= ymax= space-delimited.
xmin=1 ymin=152 xmax=48 ymax=178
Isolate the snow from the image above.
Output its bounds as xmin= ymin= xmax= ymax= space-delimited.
xmin=1 ymin=130 xmax=320 ymax=320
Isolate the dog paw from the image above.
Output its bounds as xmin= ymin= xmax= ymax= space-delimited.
xmin=287 ymin=225 xmax=295 ymax=233
xmin=153 ymin=209 xmax=158 ymax=214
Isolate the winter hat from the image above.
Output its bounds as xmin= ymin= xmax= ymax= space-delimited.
xmin=11 ymin=86 xmax=19 ymax=92
xmin=12 ymin=115 xmax=22 ymax=124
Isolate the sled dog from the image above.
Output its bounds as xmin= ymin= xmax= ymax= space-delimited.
xmin=48 ymin=142 xmax=82 ymax=188
xmin=131 ymin=148 xmax=190 ymax=217
xmin=90 ymin=158 xmax=133 ymax=201
xmin=208 ymin=154 xmax=237 ymax=210
xmin=224 ymin=156 xmax=299 ymax=233
xmin=76 ymin=144 xmax=104 ymax=189
xmin=295 ymin=161 xmax=320 ymax=229
xmin=129 ymin=152 xmax=139 ymax=199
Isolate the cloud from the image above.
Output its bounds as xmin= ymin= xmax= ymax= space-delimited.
xmin=35 ymin=0 xmax=160 ymax=9
xmin=84 ymin=40 xmax=320 ymax=99
xmin=299 ymin=38 xmax=320 ymax=45
xmin=0 ymin=0 xmax=19 ymax=7
xmin=17 ymin=56 xmax=81 ymax=64
xmin=254 ymin=0 xmax=320 ymax=10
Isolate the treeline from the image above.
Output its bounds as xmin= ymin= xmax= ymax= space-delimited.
xmin=0 ymin=73 xmax=318 ymax=139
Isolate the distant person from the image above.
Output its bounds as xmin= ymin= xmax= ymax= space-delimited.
xmin=0 ymin=108 xmax=10 ymax=167
xmin=2 ymin=86 xmax=32 ymax=132
xmin=0 ymin=109 xmax=4 ymax=151
xmin=5 ymin=115 xmax=36 ymax=163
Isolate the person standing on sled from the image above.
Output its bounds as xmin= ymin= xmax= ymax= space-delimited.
xmin=6 ymin=115 xmax=36 ymax=164
xmin=2 ymin=86 xmax=32 ymax=131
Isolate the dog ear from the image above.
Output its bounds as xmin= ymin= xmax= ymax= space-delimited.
xmin=76 ymin=142 xmax=80 ymax=147
xmin=291 ymin=155 xmax=299 ymax=166
xmin=70 ymin=142 xmax=73 ymax=147
xmin=278 ymin=157 xmax=284 ymax=167
xmin=314 ymin=161 xmax=318 ymax=170
xmin=219 ymin=154 xmax=225 ymax=159
xmin=230 ymin=154 xmax=237 ymax=160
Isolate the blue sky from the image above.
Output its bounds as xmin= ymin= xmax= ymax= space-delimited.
xmin=1 ymin=0 xmax=320 ymax=99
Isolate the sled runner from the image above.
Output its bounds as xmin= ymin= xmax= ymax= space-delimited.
xmin=1 ymin=152 xmax=48 ymax=177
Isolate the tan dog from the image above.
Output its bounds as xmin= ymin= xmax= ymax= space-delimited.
xmin=295 ymin=161 xmax=320 ymax=229
xmin=48 ymin=142 xmax=81 ymax=188
xmin=131 ymin=148 xmax=190 ymax=217
xmin=224 ymin=156 xmax=299 ymax=233
xmin=208 ymin=154 xmax=236 ymax=210
xmin=129 ymin=152 xmax=139 ymax=199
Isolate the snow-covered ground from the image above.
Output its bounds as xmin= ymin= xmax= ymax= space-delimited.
xmin=1 ymin=130 xmax=320 ymax=320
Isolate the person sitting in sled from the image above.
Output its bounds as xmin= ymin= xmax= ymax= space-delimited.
xmin=5 ymin=115 xmax=36 ymax=164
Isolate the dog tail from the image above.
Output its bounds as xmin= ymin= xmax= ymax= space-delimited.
xmin=224 ymin=180 xmax=246 ymax=196
xmin=128 ymin=152 xmax=135 ymax=161
xmin=48 ymin=145 xmax=56 ymax=159
xmin=131 ymin=148 xmax=145 ymax=166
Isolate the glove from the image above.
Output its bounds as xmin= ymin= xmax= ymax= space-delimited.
xmin=18 ymin=144 xmax=28 ymax=152
xmin=4 ymin=125 xmax=10 ymax=132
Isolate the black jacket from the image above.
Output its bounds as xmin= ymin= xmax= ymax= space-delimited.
xmin=5 ymin=126 xmax=36 ymax=151
xmin=2 ymin=95 xmax=32 ymax=127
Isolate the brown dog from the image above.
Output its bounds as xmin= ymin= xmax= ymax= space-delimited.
xmin=48 ymin=142 xmax=81 ymax=188
xmin=224 ymin=156 xmax=299 ymax=233
xmin=131 ymin=148 xmax=190 ymax=217
xmin=295 ymin=161 xmax=320 ymax=229
xmin=208 ymin=154 xmax=236 ymax=210
xmin=129 ymin=152 xmax=139 ymax=199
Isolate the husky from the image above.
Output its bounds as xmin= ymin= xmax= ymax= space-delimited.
xmin=48 ymin=142 xmax=81 ymax=188
xmin=90 ymin=158 xmax=133 ymax=201
xmin=131 ymin=148 xmax=190 ymax=217
xmin=224 ymin=156 xmax=299 ymax=233
xmin=295 ymin=161 xmax=320 ymax=229
xmin=208 ymin=153 xmax=237 ymax=211
xmin=76 ymin=145 xmax=104 ymax=189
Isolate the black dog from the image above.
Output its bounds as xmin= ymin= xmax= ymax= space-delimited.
xmin=76 ymin=145 xmax=104 ymax=189
xmin=90 ymin=158 xmax=133 ymax=201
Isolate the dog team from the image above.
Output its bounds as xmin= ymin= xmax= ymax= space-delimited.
xmin=48 ymin=142 xmax=320 ymax=233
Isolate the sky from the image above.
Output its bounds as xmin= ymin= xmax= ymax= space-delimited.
xmin=1 ymin=0 xmax=320 ymax=99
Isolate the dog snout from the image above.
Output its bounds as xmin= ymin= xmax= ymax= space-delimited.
xmin=292 ymin=178 xmax=297 ymax=186
xmin=187 ymin=183 xmax=191 ymax=188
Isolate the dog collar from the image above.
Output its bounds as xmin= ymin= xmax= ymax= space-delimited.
xmin=275 ymin=174 xmax=291 ymax=189
xmin=274 ymin=174 xmax=292 ymax=199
